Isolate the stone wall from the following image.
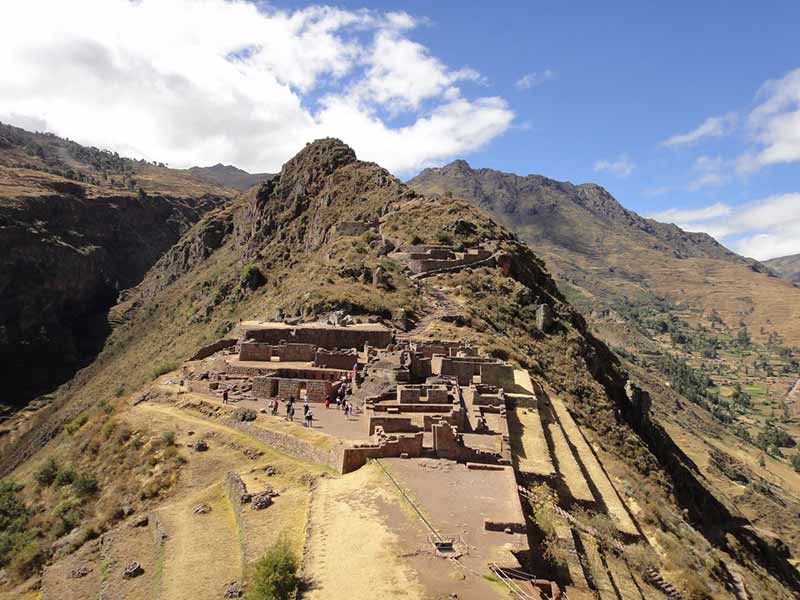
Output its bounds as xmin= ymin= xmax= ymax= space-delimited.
xmin=224 ymin=471 xmax=248 ymax=575
xmin=480 ymin=363 xmax=515 ymax=388
xmin=189 ymin=338 xmax=237 ymax=361
xmin=187 ymin=380 xmax=219 ymax=394
xmin=252 ymin=376 xmax=333 ymax=402
xmin=243 ymin=324 xmax=391 ymax=350
xmin=147 ymin=511 xmax=168 ymax=547
xmin=239 ymin=341 xmax=273 ymax=362
xmin=224 ymin=415 xmax=343 ymax=472
xmin=239 ymin=342 xmax=317 ymax=362
xmin=367 ymin=416 xmax=418 ymax=435
xmin=369 ymin=402 xmax=454 ymax=413
xmin=432 ymin=356 xmax=498 ymax=385
xmin=407 ymin=248 xmax=493 ymax=275
xmin=314 ymin=348 xmax=358 ymax=370
xmin=340 ymin=432 xmax=424 ymax=473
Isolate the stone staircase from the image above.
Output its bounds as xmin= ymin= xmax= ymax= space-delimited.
xmin=644 ymin=568 xmax=687 ymax=600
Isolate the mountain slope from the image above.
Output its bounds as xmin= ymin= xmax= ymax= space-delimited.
xmin=0 ymin=123 xmax=236 ymax=408
xmin=409 ymin=160 xmax=800 ymax=345
xmin=187 ymin=163 xmax=274 ymax=191
xmin=1 ymin=140 xmax=798 ymax=598
xmin=765 ymin=253 xmax=800 ymax=285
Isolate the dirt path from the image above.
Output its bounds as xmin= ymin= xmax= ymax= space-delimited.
xmin=398 ymin=284 xmax=464 ymax=340
xmin=158 ymin=483 xmax=241 ymax=600
xmin=302 ymin=464 xmax=426 ymax=600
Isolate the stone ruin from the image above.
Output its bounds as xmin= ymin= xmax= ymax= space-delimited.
xmin=390 ymin=244 xmax=494 ymax=277
xmin=183 ymin=322 xmax=388 ymax=405
xmin=340 ymin=341 xmax=520 ymax=472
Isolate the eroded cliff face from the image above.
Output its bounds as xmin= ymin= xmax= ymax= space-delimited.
xmin=0 ymin=185 xmax=227 ymax=407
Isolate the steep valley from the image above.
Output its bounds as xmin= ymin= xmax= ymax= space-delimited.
xmin=0 ymin=123 xmax=236 ymax=408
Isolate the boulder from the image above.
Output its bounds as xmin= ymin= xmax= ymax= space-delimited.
xmin=251 ymin=492 xmax=273 ymax=510
xmin=122 ymin=562 xmax=143 ymax=579
xmin=69 ymin=566 xmax=91 ymax=579
xmin=129 ymin=514 xmax=149 ymax=528
xmin=193 ymin=503 xmax=211 ymax=515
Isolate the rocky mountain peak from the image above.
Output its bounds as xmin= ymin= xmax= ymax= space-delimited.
xmin=279 ymin=138 xmax=356 ymax=180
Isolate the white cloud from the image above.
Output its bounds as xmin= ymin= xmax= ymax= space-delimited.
xmin=643 ymin=186 xmax=671 ymax=198
xmin=0 ymin=0 xmax=513 ymax=175
xmin=650 ymin=202 xmax=731 ymax=224
xmin=593 ymin=155 xmax=634 ymax=178
xmin=738 ymin=68 xmax=800 ymax=173
xmin=649 ymin=194 xmax=800 ymax=260
xmin=515 ymin=70 xmax=556 ymax=90
xmin=687 ymin=155 xmax=728 ymax=191
xmin=661 ymin=113 xmax=736 ymax=147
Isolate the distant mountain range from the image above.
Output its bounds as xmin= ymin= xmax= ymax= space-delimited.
xmin=409 ymin=159 xmax=800 ymax=346
xmin=765 ymin=252 xmax=800 ymax=285
xmin=188 ymin=163 xmax=274 ymax=191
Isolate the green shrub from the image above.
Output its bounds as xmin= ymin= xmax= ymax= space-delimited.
xmin=0 ymin=481 xmax=30 ymax=568
xmin=9 ymin=539 xmax=47 ymax=579
xmin=161 ymin=431 xmax=177 ymax=446
xmin=73 ymin=473 xmax=99 ymax=497
xmin=54 ymin=469 xmax=75 ymax=487
xmin=791 ymin=454 xmax=800 ymax=473
xmin=241 ymin=263 xmax=266 ymax=290
xmin=434 ymin=230 xmax=452 ymax=245
xmin=64 ymin=413 xmax=89 ymax=434
xmin=246 ymin=537 xmax=299 ymax=600
xmin=34 ymin=458 xmax=59 ymax=487
xmin=234 ymin=408 xmax=257 ymax=422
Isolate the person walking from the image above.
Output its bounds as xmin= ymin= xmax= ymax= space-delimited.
xmin=222 ymin=389 xmax=229 ymax=404
xmin=304 ymin=409 xmax=313 ymax=428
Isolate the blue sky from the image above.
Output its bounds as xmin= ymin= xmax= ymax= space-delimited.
xmin=2 ymin=0 xmax=799 ymax=259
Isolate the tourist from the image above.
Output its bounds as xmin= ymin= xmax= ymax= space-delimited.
xmin=324 ymin=397 xmax=330 ymax=409
xmin=303 ymin=401 xmax=310 ymax=418
xmin=222 ymin=389 xmax=229 ymax=404
xmin=304 ymin=409 xmax=313 ymax=428
xmin=271 ymin=398 xmax=279 ymax=416
xmin=288 ymin=403 xmax=295 ymax=422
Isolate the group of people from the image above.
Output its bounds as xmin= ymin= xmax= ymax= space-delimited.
xmin=323 ymin=379 xmax=355 ymax=419
xmin=266 ymin=395 xmax=315 ymax=428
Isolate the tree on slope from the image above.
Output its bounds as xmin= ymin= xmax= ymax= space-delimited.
xmin=247 ymin=537 xmax=299 ymax=600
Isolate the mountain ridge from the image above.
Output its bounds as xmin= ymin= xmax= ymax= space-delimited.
xmin=187 ymin=163 xmax=274 ymax=192
xmin=765 ymin=252 xmax=800 ymax=285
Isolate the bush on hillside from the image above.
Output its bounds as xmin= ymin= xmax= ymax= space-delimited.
xmin=246 ymin=537 xmax=299 ymax=600
xmin=34 ymin=458 xmax=59 ymax=487
xmin=234 ymin=408 xmax=257 ymax=422
xmin=241 ymin=263 xmax=266 ymax=290
xmin=73 ymin=473 xmax=99 ymax=497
